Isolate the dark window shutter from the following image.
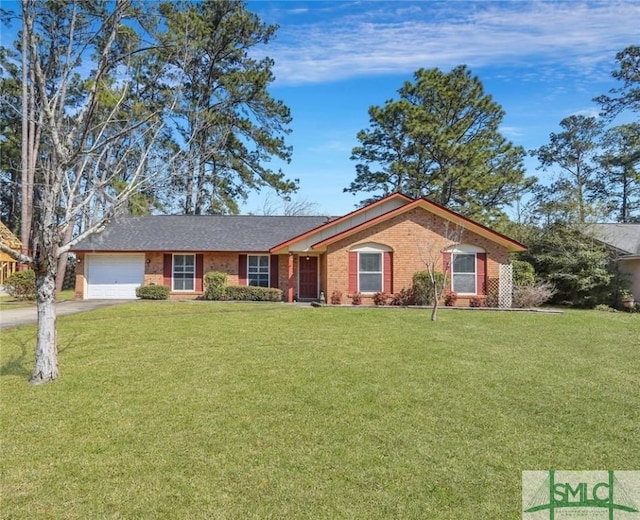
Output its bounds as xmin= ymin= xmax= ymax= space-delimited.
xmin=163 ymin=254 xmax=172 ymax=288
xmin=239 ymin=254 xmax=247 ymax=285
xmin=442 ymin=252 xmax=452 ymax=291
xmin=383 ymin=252 xmax=393 ymax=294
xmin=270 ymin=255 xmax=279 ymax=288
xmin=348 ymin=252 xmax=358 ymax=293
xmin=476 ymin=252 xmax=486 ymax=295
xmin=195 ymin=254 xmax=204 ymax=292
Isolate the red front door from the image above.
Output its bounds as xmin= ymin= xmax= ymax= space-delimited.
xmin=298 ymin=256 xmax=318 ymax=300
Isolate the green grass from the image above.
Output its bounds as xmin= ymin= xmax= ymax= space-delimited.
xmin=0 ymin=289 xmax=76 ymax=309
xmin=1 ymin=303 xmax=639 ymax=519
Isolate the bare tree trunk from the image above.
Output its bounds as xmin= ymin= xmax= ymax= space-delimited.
xmin=430 ymin=279 xmax=439 ymax=321
xmin=30 ymin=248 xmax=58 ymax=384
xmin=55 ymin=218 xmax=74 ymax=293
xmin=195 ymin=157 xmax=205 ymax=215
xmin=20 ymin=18 xmax=29 ymax=257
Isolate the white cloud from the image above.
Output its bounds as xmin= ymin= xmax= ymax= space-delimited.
xmin=256 ymin=1 xmax=640 ymax=85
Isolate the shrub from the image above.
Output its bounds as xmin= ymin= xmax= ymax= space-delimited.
xmin=485 ymin=289 xmax=499 ymax=308
xmin=511 ymin=259 xmax=536 ymax=287
xmin=594 ymin=304 xmax=617 ymax=313
xmin=512 ymin=282 xmax=556 ymax=308
xmin=330 ymin=290 xmax=343 ymax=305
xmin=412 ymin=271 xmax=444 ymax=306
xmin=5 ymin=269 xmax=36 ymax=300
xmin=390 ymin=287 xmax=415 ymax=306
xmin=444 ymin=291 xmax=458 ymax=306
xmin=204 ymin=271 xmax=228 ymax=301
xmin=469 ymin=296 xmax=484 ymax=308
xmin=350 ymin=292 xmax=362 ymax=305
xmin=373 ymin=292 xmax=390 ymax=306
xmin=225 ymin=285 xmax=282 ymax=302
xmin=136 ymin=284 xmax=170 ymax=300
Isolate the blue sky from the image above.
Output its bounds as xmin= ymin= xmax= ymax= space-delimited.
xmin=241 ymin=0 xmax=640 ymax=216
xmin=2 ymin=1 xmax=638 ymax=217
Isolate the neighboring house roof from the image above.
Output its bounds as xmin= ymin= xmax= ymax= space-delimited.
xmin=0 ymin=221 xmax=22 ymax=263
xmin=0 ymin=221 xmax=21 ymax=250
xmin=588 ymin=223 xmax=640 ymax=257
xmin=72 ymin=215 xmax=332 ymax=252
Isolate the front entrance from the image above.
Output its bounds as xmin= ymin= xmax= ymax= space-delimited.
xmin=298 ymin=256 xmax=318 ymax=300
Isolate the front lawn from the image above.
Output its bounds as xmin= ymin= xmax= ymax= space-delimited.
xmin=1 ymin=303 xmax=638 ymax=519
xmin=0 ymin=289 xmax=76 ymax=310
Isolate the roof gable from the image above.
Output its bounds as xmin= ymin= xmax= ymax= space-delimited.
xmin=279 ymin=196 xmax=526 ymax=253
xmin=270 ymin=192 xmax=414 ymax=253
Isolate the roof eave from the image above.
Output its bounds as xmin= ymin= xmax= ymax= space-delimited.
xmin=310 ymin=198 xmax=527 ymax=252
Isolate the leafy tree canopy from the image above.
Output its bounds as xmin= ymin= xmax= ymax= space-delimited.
xmin=345 ymin=65 xmax=535 ymax=224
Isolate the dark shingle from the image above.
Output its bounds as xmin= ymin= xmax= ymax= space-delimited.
xmin=589 ymin=223 xmax=640 ymax=255
xmin=73 ymin=215 xmax=332 ymax=252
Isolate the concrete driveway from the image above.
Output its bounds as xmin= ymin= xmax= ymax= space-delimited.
xmin=0 ymin=300 xmax=130 ymax=329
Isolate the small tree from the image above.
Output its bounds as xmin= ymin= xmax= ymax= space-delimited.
xmin=416 ymin=222 xmax=464 ymax=321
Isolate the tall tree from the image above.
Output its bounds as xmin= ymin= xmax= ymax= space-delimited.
xmin=0 ymin=46 xmax=22 ymax=230
xmin=158 ymin=0 xmax=296 ymax=215
xmin=0 ymin=0 xmax=175 ymax=383
xmin=531 ymin=115 xmax=605 ymax=225
xmin=345 ymin=65 xmax=533 ymax=224
xmin=595 ymin=45 xmax=640 ymax=120
xmin=599 ymin=123 xmax=640 ymax=222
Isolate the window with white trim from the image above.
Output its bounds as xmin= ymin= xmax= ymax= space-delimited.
xmin=451 ymin=253 xmax=476 ymax=294
xmin=359 ymin=252 xmax=383 ymax=293
xmin=248 ymin=255 xmax=269 ymax=287
xmin=351 ymin=243 xmax=392 ymax=294
xmin=173 ymin=254 xmax=195 ymax=291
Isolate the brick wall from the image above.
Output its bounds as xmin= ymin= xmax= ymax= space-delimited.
xmin=325 ymin=207 xmax=509 ymax=306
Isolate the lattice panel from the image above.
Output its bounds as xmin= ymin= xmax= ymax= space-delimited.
xmin=498 ymin=264 xmax=513 ymax=308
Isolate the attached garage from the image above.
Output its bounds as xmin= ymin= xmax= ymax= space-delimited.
xmin=85 ymin=254 xmax=145 ymax=299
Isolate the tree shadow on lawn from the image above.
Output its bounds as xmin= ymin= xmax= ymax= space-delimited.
xmin=0 ymin=333 xmax=31 ymax=378
xmin=1 ymin=326 xmax=82 ymax=379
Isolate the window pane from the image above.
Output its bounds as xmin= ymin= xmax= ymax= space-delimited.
xmin=453 ymin=254 xmax=475 ymax=273
xmin=360 ymin=273 xmax=382 ymax=293
xmin=174 ymin=274 xmax=194 ymax=291
xmin=173 ymin=255 xmax=195 ymax=290
xmin=359 ymin=253 xmax=381 ymax=272
xmin=248 ymin=256 xmax=269 ymax=287
xmin=453 ymin=274 xmax=475 ymax=294
xmin=249 ymin=274 xmax=269 ymax=287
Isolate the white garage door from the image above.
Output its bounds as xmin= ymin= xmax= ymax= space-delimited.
xmin=86 ymin=254 xmax=145 ymax=299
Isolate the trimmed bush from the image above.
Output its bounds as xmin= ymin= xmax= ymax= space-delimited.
xmin=350 ymin=292 xmax=362 ymax=305
xmin=136 ymin=285 xmax=170 ymax=300
xmin=390 ymin=287 xmax=415 ymax=306
xmin=225 ymin=285 xmax=282 ymax=302
xmin=469 ymin=296 xmax=484 ymax=308
xmin=330 ymin=290 xmax=343 ymax=305
xmin=412 ymin=271 xmax=444 ymax=305
xmin=373 ymin=292 xmax=390 ymax=306
xmin=444 ymin=291 xmax=458 ymax=306
xmin=5 ymin=270 xmax=36 ymax=300
xmin=204 ymin=271 xmax=228 ymax=301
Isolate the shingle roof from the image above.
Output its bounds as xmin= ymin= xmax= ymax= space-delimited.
xmin=73 ymin=215 xmax=332 ymax=252
xmin=589 ymin=223 xmax=640 ymax=255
